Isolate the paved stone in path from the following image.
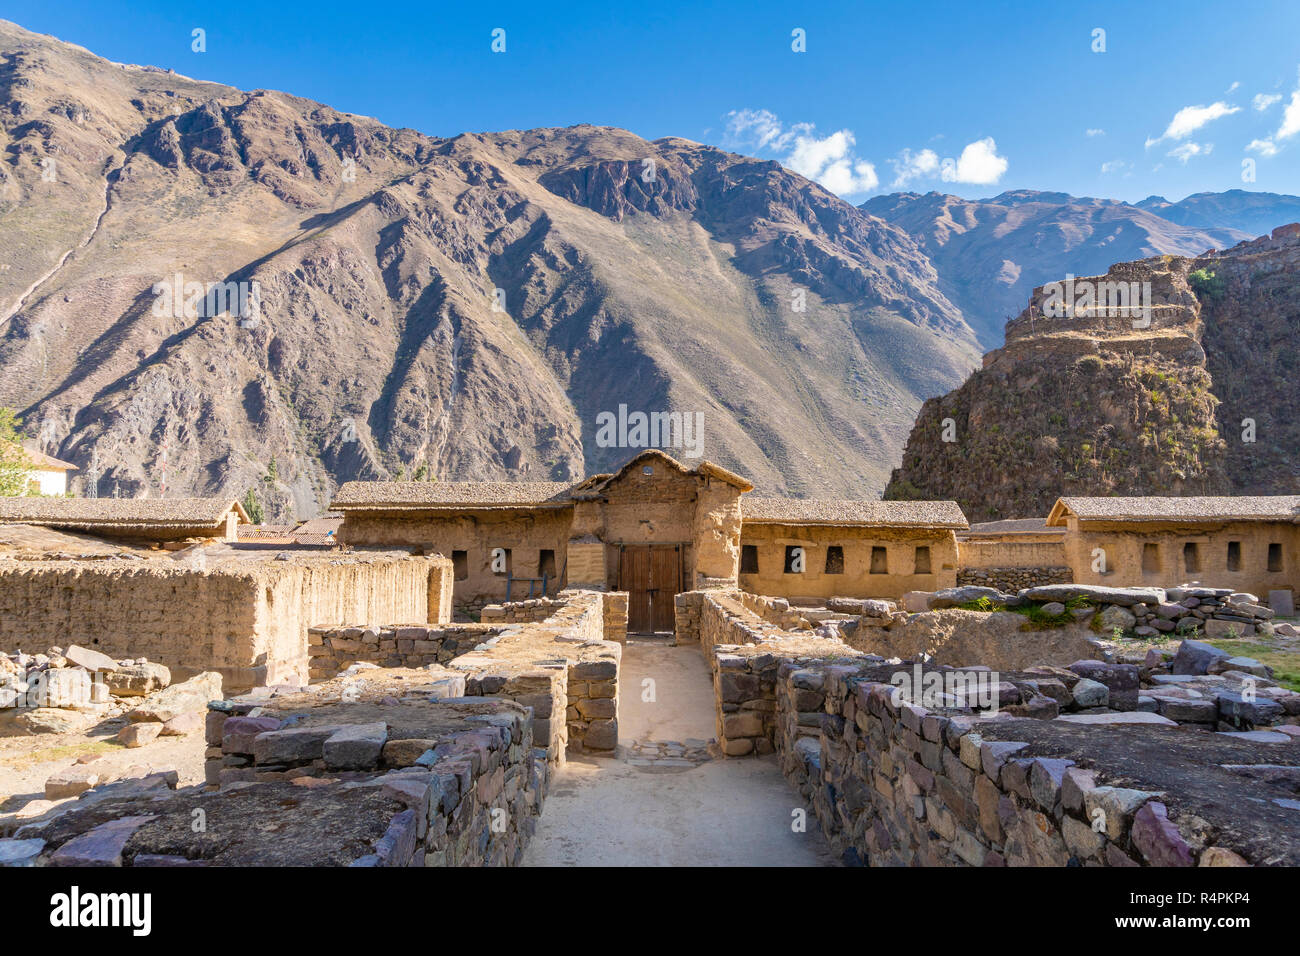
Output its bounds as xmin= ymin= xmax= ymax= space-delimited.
xmin=521 ymin=639 xmax=837 ymax=867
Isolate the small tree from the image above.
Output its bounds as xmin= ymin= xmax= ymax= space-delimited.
xmin=0 ymin=407 xmax=31 ymax=497
xmin=265 ymin=456 xmax=279 ymax=482
xmin=242 ymin=487 xmax=265 ymax=524
xmin=413 ymin=463 xmax=428 ymax=481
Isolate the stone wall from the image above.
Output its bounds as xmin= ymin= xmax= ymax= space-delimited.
xmin=957 ymin=566 xmax=1073 ymax=591
xmin=774 ymin=660 xmax=1300 ymax=866
xmin=26 ymin=684 xmax=546 ymax=866
xmin=0 ymin=551 xmax=448 ymax=692
xmin=307 ymin=589 xmax=624 ymax=761
xmin=308 ymin=623 xmax=497 ymax=681
xmin=957 ymin=539 xmax=1069 ymax=570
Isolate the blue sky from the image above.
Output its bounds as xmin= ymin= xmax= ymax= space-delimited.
xmin=8 ymin=0 xmax=1300 ymax=202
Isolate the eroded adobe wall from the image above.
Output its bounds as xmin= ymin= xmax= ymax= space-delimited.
xmin=0 ymin=562 xmax=261 ymax=682
xmin=956 ymin=566 xmax=1073 ymax=591
xmin=337 ymin=509 xmax=574 ymax=615
xmin=0 ymin=552 xmax=449 ymax=693
xmin=1062 ymin=521 xmax=1299 ymax=600
xmin=738 ymin=524 xmax=958 ymax=600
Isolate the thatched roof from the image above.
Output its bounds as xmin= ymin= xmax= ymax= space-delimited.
xmin=331 ymin=481 xmax=574 ymax=511
xmin=1047 ymin=496 xmax=1300 ymax=526
xmin=573 ymin=449 xmax=753 ymax=497
xmin=743 ymin=497 xmax=968 ymax=529
xmin=0 ymin=497 xmax=248 ymax=532
xmin=20 ymin=445 xmax=77 ymax=472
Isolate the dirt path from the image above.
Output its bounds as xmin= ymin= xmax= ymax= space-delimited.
xmin=521 ymin=639 xmax=837 ymax=867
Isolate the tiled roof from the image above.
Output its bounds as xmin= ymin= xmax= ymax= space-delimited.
xmin=962 ymin=517 xmax=1062 ymax=536
xmin=20 ymin=445 xmax=78 ymax=472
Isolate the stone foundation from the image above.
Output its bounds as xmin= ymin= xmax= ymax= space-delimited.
xmin=957 ymin=566 xmax=1072 ymax=592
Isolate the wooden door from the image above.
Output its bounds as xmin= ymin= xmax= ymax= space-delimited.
xmin=619 ymin=544 xmax=683 ymax=633
xmin=620 ymin=546 xmax=652 ymax=632
xmin=649 ymin=546 xmax=681 ymax=631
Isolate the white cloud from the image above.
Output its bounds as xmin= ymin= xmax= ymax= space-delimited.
xmin=943 ymin=138 xmax=1009 ymax=185
xmin=1226 ymin=81 xmax=1241 ymax=94
xmin=1246 ymin=138 xmax=1278 ymax=157
xmin=1100 ymin=159 xmax=1129 ymax=174
xmin=1146 ymin=101 xmax=1240 ymax=147
xmin=1086 ymin=128 xmax=1105 ymax=137
xmin=890 ymin=148 xmax=940 ymax=187
xmin=1278 ymin=90 xmax=1300 ymax=140
xmin=722 ymin=109 xmax=878 ymax=195
xmin=888 ymin=137 xmax=1008 ymax=188
xmin=1168 ymin=141 xmax=1212 ymax=163
xmin=1254 ymin=92 xmax=1282 ymax=111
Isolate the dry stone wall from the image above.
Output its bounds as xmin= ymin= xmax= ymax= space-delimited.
xmin=957 ymin=566 xmax=1072 ymax=591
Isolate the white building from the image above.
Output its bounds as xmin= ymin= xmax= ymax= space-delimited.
xmin=20 ymin=446 xmax=77 ymax=496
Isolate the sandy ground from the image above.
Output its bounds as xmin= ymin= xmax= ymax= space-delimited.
xmin=521 ymin=638 xmax=838 ymax=866
xmin=0 ymin=714 xmax=206 ymax=814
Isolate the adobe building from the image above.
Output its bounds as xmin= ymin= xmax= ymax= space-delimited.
xmin=332 ymin=450 xmax=968 ymax=625
xmin=1047 ymin=495 xmax=1300 ymax=601
xmin=737 ymin=498 xmax=965 ymax=601
xmin=0 ymin=496 xmax=248 ymax=543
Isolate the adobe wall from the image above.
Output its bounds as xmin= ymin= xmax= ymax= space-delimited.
xmin=336 ymin=509 xmax=574 ymax=615
xmin=738 ymin=524 xmax=958 ymax=600
xmin=1062 ymin=520 xmax=1299 ymax=600
xmin=0 ymin=551 xmax=450 ymax=693
xmin=957 ymin=538 xmax=1068 ymax=570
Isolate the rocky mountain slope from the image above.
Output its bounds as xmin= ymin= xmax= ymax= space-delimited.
xmin=884 ymin=225 xmax=1300 ymax=520
xmin=1135 ymin=190 xmax=1300 ymax=239
xmin=0 ymin=19 xmax=980 ymax=516
xmin=861 ymin=190 xmax=1253 ymax=348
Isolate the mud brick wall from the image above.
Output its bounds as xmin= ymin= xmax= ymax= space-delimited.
xmin=308 ymin=623 xmax=498 ymax=681
xmin=957 ymin=566 xmax=1073 ymax=591
xmin=774 ymin=661 xmax=1293 ymax=867
xmin=0 ymin=553 xmax=448 ymax=692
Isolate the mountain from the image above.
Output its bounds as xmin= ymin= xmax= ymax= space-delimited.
xmin=0 ymin=19 xmax=980 ymax=516
xmin=1135 ymin=190 xmax=1300 ymax=239
xmin=884 ymin=224 xmax=1300 ymax=520
xmin=862 ymin=189 xmax=1255 ymax=348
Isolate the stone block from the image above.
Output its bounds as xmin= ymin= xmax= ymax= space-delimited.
xmin=323 ymin=722 xmax=389 ymax=770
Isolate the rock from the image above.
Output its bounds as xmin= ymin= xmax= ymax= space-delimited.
xmin=1056 ymin=712 xmax=1177 ymax=726
xmin=103 ymin=662 xmax=171 ymax=697
xmin=1151 ymin=696 xmax=1218 ymax=723
xmin=1209 ymin=656 xmax=1271 ymax=678
xmin=1040 ymin=602 xmax=1066 ymax=616
xmin=1203 ymin=618 xmax=1255 ymax=638
xmin=48 ymin=815 xmax=156 ymax=866
xmin=1171 ymin=639 xmax=1230 ymax=676
xmin=160 ymin=712 xmax=203 ymax=736
xmin=29 ymin=668 xmax=90 ymax=708
xmin=1023 ymin=585 xmax=1165 ymax=607
xmin=1097 ymin=605 xmax=1136 ymax=632
xmin=221 ymin=716 xmax=283 ymax=753
xmin=1215 ymin=730 xmax=1290 ymax=742
xmin=253 ymin=725 xmax=341 ymax=764
xmin=63 ymin=645 xmax=118 ymax=673
xmin=1131 ymin=802 xmax=1194 ymax=867
xmin=45 ymin=769 xmax=99 ymax=800
xmin=1267 ymin=590 xmax=1295 ymax=617
xmin=0 ymin=838 xmax=45 ymax=867
xmin=382 ymin=738 xmax=439 ymax=767
xmin=1068 ymin=660 xmax=1139 ymax=710
xmin=323 ymin=722 xmax=389 ymax=770
xmin=1215 ymin=691 xmax=1284 ymax=727
xmin=117 ymin=722 xmax=163 ymax=748
xmin=1070 ymin=678 xmax=1109 ymax=708
xmin=127 ymin=672 xmax=222 ymax=722
xmin=929 ymin=586 xmax=1006 ymax=609
xmin=1083 ymin=786 xmax=1161 ymax=840
xmin=902 ymin=591 xmax=933 ymax=613
xmin=14 ymin=708 xmax=97 ymax=735
xmin=1199 ymin=846 xmax=1250 ymax=867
